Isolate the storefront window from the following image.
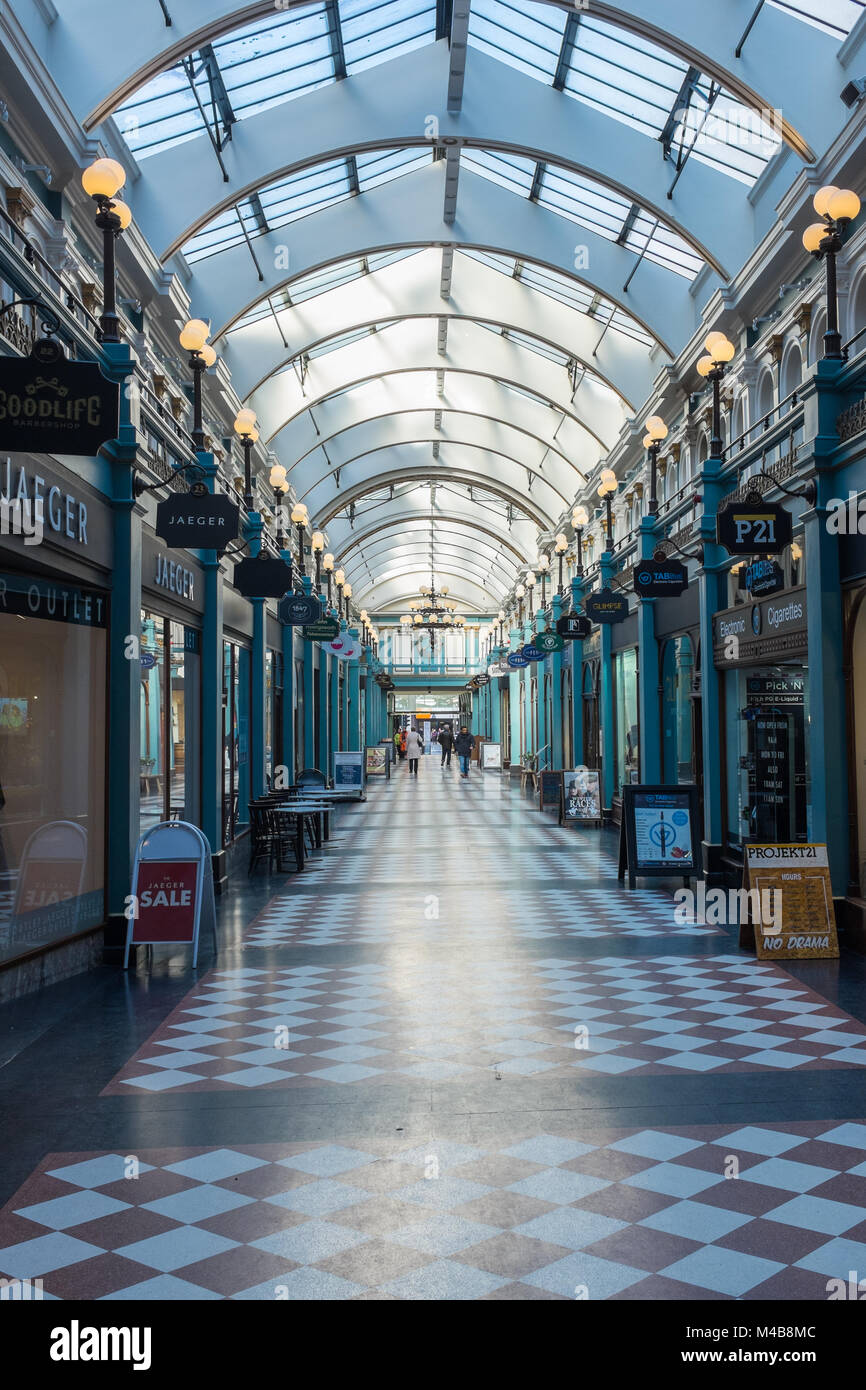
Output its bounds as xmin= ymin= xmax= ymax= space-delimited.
xmin=614 ymin=648 xmax=639 ymax=793
xmin=0 ymin=574 xmax=106 ymax=962
xmin=223 ymin=641 xmax=251 ymax=843
xmin=662 ymin=635 xmax=695 ymax=783
xmin=725 ymin=664 xmax=810 ymax=847
xmin=139 ymin=613 xmax=197 ymax=833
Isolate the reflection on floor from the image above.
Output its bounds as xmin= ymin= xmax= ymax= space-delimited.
xmin=1 ymin=761 xmax=866 ymax=1300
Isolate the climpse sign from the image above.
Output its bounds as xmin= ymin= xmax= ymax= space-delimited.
xmin=633 ymin=557 xmax=687 ymax=598
xmin=155 ymin=492 xmax=238 ymax=556
xmin=717 ymin=492 xmax=792 ymax=555
xmin=0 ymin=338 xmax=120 ymax=455
xmin=585 ymin=587 xmax=628 ymax=623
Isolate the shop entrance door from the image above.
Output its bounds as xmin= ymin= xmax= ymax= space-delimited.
xmin=741 ymin=672 xmax=807 ymax=842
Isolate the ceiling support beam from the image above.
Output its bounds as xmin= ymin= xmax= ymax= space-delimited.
xmin=440 ymin=245 xmax=454 ymax=299
xmin=437 ymin=317 xmax=448 ymax=356
xmin=447 ymin=0 xmax=471 ymax=113
xmin=443 ymin=144 xmax=461 ymax=225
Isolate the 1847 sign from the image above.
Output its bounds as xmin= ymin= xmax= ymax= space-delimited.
xmin=155 ymin=491 xmax=239 ymax=556
xmin=279 ymin=592 xmax=322 ymax=625
xmin=717 ymin=491 xmax=792 ymax=555
xmin=0 ymin=338 xmax=120 ymax=455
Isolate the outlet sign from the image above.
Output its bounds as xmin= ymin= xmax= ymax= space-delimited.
xmin=717 ymin=496 xmax=792 ymax=555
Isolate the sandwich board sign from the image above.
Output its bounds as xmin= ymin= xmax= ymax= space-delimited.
xmin=333 ymin=749 xmax=365 ymax=795
xmin=618 ymin=784 xmax=700 ymax=890
xmin=740 ymin=843 xmax=839 ymax=960
xmin=481 ymin=741 xmax=502 ymax=770
xmin=539 ymin=769 xmax=563 ymax=811
xmin=124 ymin=821 xmax=216 ymax=968
xmin=562 ymin=767 xmax=602 ymax=825
xmin=10 ymin=820 xmax=88 ymax=947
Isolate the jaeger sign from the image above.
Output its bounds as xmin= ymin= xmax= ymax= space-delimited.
xmin=155 ymin=490 xmax=239 ymax=556
xmin=0 ymin=338 xmax=120 ymax=455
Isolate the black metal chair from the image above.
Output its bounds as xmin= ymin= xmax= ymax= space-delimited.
xmin=248 ymin=803 xmax=276 ymax=874
xmin=298 ymin=767 xmax=329 ymax=789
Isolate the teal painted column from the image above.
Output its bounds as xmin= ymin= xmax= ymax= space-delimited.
xmin=534 ymin=607 xmax=549 ymax=767
xmin=329 ymin=653 xmax=339 ymax=764
xmin=509 ymin=625 xmax=521 ymax=761
xmin=802 ymin=358 xmax=849 ymax=893
xmin=598 ymin=552 xmax=616 ymax=814
xmin=636 ymin=515 xmax=662 ymax=784
xmin=318 ymin=646 xmax=330 ymax=771
xmin=245 ymin=513 xmax=266 ymax=800
xmin=550 ymin=592 xmax=563 ymax=767
xmin=280 ymin=622 xmax=295 ymax=784
xmin=347 ymin=629 xmax=361 ymax=750
xmin=101 ymin=343 xmax=141 ymax=949
xmin=694 ymin=454 xmax=731 ymax=880
xmin=570 ymin=574 xmax=586 ymax=767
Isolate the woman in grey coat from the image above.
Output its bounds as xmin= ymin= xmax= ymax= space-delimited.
xmin=405 ymin=726 xmax=424 ymax=776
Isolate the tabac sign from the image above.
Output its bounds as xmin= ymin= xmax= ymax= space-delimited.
xmin=0 ymin=338 xmax=120 ymax=456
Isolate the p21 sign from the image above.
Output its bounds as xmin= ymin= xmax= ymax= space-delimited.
xmin=716 ymin=494 xmax=792 ymax=556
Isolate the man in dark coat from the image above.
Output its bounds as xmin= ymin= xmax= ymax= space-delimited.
xmin=438 ymin=724 xmax=454 ymax=768
xmin=455 ymin=727 xmax=474 ymax=778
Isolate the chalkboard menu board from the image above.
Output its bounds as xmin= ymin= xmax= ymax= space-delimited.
xmin=562 ymin=768 xmax=602 ymax=824
xmin=618 ymin=784 xmax=700 ymax=889
xmin=538 ymin=770 xmax=563 ymax=811
xmin=740 ymin=843 xmax=839 ymax=959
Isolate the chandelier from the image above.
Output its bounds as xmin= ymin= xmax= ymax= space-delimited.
xmin=399 ymin=580 xmax=466 ymax=632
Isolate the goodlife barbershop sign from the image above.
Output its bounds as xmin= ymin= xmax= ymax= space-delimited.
xmin=0 ymin=339 xmax=120 ymax=455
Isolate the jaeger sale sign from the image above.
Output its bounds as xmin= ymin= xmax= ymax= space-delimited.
xmin=131 ymin=861 xmax=198 ymax=943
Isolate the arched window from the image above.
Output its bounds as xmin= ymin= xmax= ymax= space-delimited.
xmin=732 ymin=393 xmax=748 ymax=454
xmin=666 ymin=461 xmax=678 ymax=502
xmin=755 ymin=368 xmax=775 ymax=423
xmin=809 ymin=305 xmax=827 ymax=365
xmin=780 ymin=341 xmax=803 ymax=409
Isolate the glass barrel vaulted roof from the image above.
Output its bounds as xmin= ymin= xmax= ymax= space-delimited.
xmin=100 ymin=0 xmax=863 ymax=610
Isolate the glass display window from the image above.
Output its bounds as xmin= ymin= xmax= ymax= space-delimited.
xmin=614 ymin=648 xmax=639 ymax=793
xmin=724 ymin=663 xmax=810 ymax=847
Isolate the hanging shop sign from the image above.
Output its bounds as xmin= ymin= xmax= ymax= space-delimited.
xmin=562 ymin=767 xmax=602 ymax=825
xmin=278 ymin=591 xmax=322 ymax=626
xmin=0 ymin=337 xmax=120 ymax=456
xmin=124 ymin=822 xmax=216 ymax=969
xmin=618 ymin=784 xmax=700 ymax=889
xmin=155 ymin=491 xmax=239 ymax=555
xmin=745 ymin=558 xmax=785 ymax=598
xmin=633 ymin=558 xmax=688 ymax=599
xmin=325 ymin=635 xmax=360 ymax=661
xmin=557 ymin=612 xmax=592 ymax=641
xmin=716 ymin=493 xmax=792 ymax=556
xmin=507 ymin=651 xmax=530 ymax=668
xmin=487 ymin=662 xmax=508 ymax=678
xmin=740 ymin=843 xmax=839 ymax=960
xmin=474 ymin=673 xmax=491 ymax=686
xmin=303 ymin=616 xmax=340 ymax=641
xmin=585 ymin=588 xmax=629 ymax=624
xmin=233 ymin=554 xmax=293 ymax=599
xmin=520 ymin=643 xmax=545 ymax=662
xmin=536 ymin=631 xmax=565 ymax=653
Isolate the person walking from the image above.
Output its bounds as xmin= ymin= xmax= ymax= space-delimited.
xmin=394 ymin=727 xmax=402 ymax=761
xmin=455 ymin=726 xmax=474 ymax=778
xmin=438 ymin=723 xmax=454 ymax=768
xmin=399 ymin=728 xmax=408 ymax=760
xmin=405 ymin=725 xmax=423 ymax=776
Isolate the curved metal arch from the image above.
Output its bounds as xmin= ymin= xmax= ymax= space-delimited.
xmin=348 ymin=527 xmax=522 ymax=573
xmin=286 ymin=407 xmax=581 ymax=481
xmin=243 ymin=313 xmax=634 ymax=411
xmin=322 ymin=469 xmax=553 ymax=528
xmin=355 ymin=557 xmax=510 ymax=600
xmin=264 ymin=364 xmax=612 ymax=456
xmin=78 ymin=0 xmax=824 ymax=166
xmin=332 ymin=513 xmax=533 ymax=572
xmin=296 ymin=438 xmax=578 ymax=514
xmin=184 ymin=170 xmax=699 ymax=353
xmin=347 ymin=538 xmax=518 ymax=589
xmin=353 ymin=548 xmax=520 ymax=595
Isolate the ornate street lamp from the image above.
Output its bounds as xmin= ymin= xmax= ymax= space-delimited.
xmin=554 ymin=533 xmax=568 ymax=593
xmin=323 ymin=552 xmax=335 ymax=608
xmin=643 ymin=415 xmax=667 ymax=516
xmin=497 ymin=607 xmax=506 ymax=645
xmin=803 ymin=184 xmax=861 ymax=360
xmin=515 ymin=582 xmax=525 ymax=626
xmin=81 ymin=158 xmax=132 ymax=344
xmin=290 ymin=502 xmax=308 ymax=578
xmin=696 ymin=331 xmax=736 ymax=458
xmin=310 ymin=531 xmax=325 ymax=592
xmin=334 ymin=567 xmax=345 ymax=614
xmin=571 ymin=505 xmax=588 ymax=573
xmin=269 ymin=465 xmax=288 ymax=546
xmin=525 ymin=570 xmax=536 ymax=615
xmin=597 ymin=469 xmax=618 ymax=545
xmin=178 ymin=319 xmax=216 ymax=452
xmin=537 ymin=553 xmax=550 ymax=609
xmin=343 ymin=581 xmax=352 ymax=624
xmin=233 ymin=407 xmax=258 ymax=507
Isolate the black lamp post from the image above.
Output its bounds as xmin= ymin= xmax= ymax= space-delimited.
xmin=311 ymin=532 xmax=324 ymax=593
xmin=343 ymin=582 xmax=352 ymax=623
xmin=291 ymin=503 xmax=308 ymax=577
xmin=82 ymin=159 xmax=131 ymax=345
xmin=554 ymin=535 xmax=568 ymax=593
xmin=178 ymin=320 xmax=216 ymax=452
xmin=643 ymin=415 xmax=667 ymax=516
xmin=235 ymin=407 xmax=259 ymax=507
xmin=271 ymin=479 xmax=289 ymax=548
xmin=538 ymin=558 xmax=550 ymax=610
xmin=697 ymin=333 xmax=736 ymax=459
xmin=323 ymin=553 xmax=335 ymax=609
xmin=803 ymin=185 xmax=861 ymax=360
xmin=571 ymin=507 xmax=588 ymax=574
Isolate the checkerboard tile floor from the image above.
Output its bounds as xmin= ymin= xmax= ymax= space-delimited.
xmin=2 ymin=1123 xmax=865 ymax=1299
xmin=295 ymin=847 xmax=619 ymax=885
xmin=243 ymin=887 xmax=719 ymax=947
xmin=103 ymin=956 xmax=866 ymax=1094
